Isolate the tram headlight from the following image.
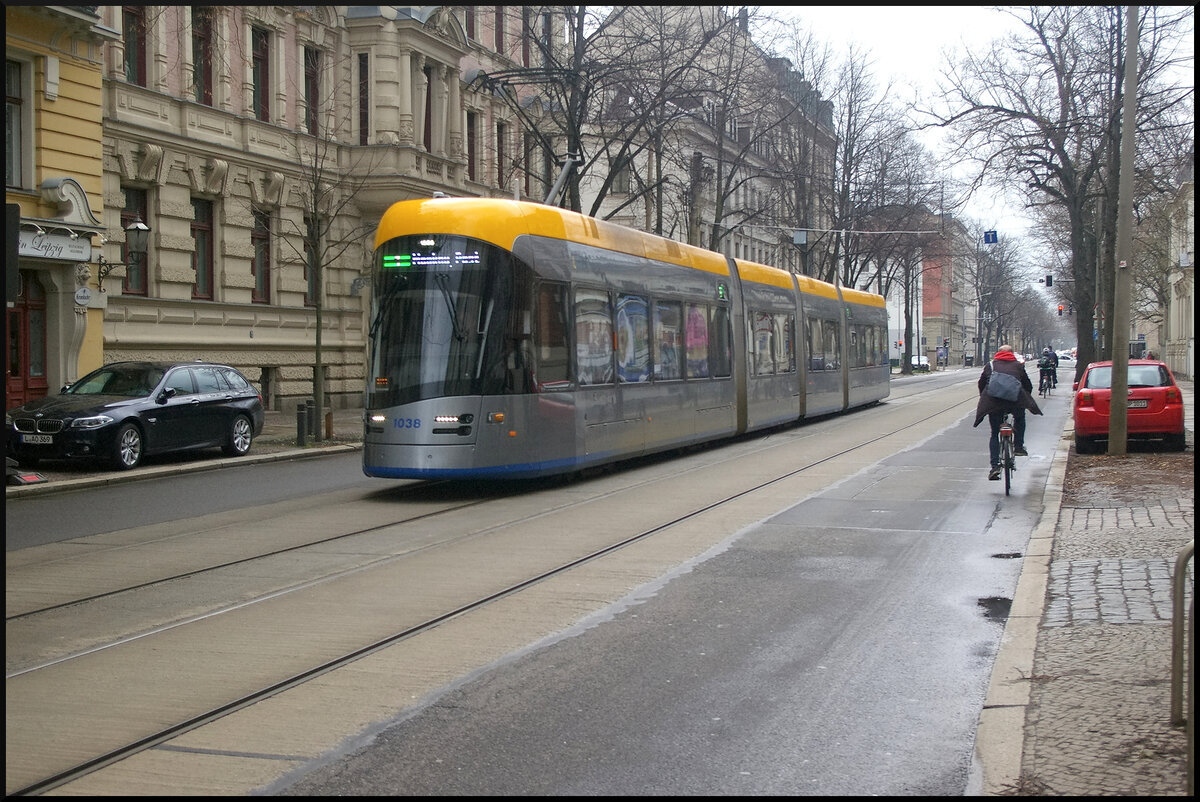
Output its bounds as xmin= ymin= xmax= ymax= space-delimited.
xmin=433 ymin=413 xmax=474 ymax=424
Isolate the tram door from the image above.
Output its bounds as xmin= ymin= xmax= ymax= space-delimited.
xmin=6 ymin=271 xmax=49 ymax=409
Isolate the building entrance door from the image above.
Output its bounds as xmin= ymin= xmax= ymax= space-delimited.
xmin=6 ymin=271 xmax=49 ymax=409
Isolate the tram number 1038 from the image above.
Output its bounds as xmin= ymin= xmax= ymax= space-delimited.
xmin=392 ymin=418 xmax=422 ymax=429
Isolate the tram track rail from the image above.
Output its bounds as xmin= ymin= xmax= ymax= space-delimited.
xmin=7 ymin=376 xmax=977 ymax=796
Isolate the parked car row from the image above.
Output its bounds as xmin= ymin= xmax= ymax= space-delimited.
xmin=6 ymin=360 xmax=265 ymax=471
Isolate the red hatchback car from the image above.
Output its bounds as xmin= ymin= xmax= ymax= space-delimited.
xmin=1072 ymin=359 xmax=1187 ymax=453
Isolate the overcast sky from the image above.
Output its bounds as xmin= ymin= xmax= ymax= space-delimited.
xmin=766 ymin=6 xmax=1194 ymax=238
xmin=768 ymin=6 xmax=1030 ymax=235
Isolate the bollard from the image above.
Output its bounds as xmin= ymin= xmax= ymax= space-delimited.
xmin=305 ymin=399 xmax=316 ymax=436
xmin=325 ymin=411 xmax=333 ymax=440
xmin=296 ymin=406 xmax=307 ymax=447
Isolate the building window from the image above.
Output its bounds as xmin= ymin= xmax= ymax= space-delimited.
xmin=123 ymin=6 xmax=147 ymax=86
xmin=494 ymin=7 xmax=505 ymax=53
xmin=192 ymin=7 xmax=213 ymax=105
xmin=251 ymin=26 xmax=270 ymax=122
xmin=251 ymin=208 xmax=271 ymax=303
xmin=121 ymin=187 xmax=149 ymax=295
xmin=6 ymin=59 xmax=28 ymax=189
xmin=304 ymin=214 xmax=319 ymax=306
xmin=541 ymin=11 xmax=553 ymax=54
xmin=304 ymin=46 xmax=321 ymax=136
xmin=612 ymin=156 xmax=631 ymax=194
xmin=523 ymin=132 xmax=535 ymax=199
xmin=464 ymin=6 xmax=476 ymax=40
xmin=466 ymin=111 xmax=477 ymax=182
xmin=495 ymin=121 xmax=509 ymax=190
xmin=191 ymin=199 xmax=214 ymax=300
xmin=422 ymin=64 xmax=433 ymax=150
xmin=358 ymin=52 xmax=369 ymax=145
xmin=522 ymin=7 xmax=532 ymax=67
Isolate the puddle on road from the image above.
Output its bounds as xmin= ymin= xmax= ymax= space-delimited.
xmin=977 ymin=596 xmax=1012 ymax=622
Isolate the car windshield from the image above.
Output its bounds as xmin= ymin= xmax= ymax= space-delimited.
xmin=1083 ymin=365 xmax=1169 ymax=390
xmin=67 ymin=366 xmax=164 ymax=397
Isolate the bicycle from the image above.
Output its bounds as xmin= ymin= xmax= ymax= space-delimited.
xmin=1038 ymin=368 xmax=1054 ymax=399
xmin=998 ymin=412 xmax=1017 ymax=495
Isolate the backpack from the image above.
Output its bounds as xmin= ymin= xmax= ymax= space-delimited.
xmin=985 ymin=362 xmax=1022 ymax=402
xmin=1038 ymin=355 xmax=1054 ymax=369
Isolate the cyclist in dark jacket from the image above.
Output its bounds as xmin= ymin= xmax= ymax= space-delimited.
xmin=973 ymin=345 xmax=1043 ymax=480
xmin=1038 ymin=347 xmax=1059 ymax=388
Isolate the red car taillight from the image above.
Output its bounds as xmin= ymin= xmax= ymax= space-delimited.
xmin=1165 ymin=387 xmax=1181 ymax=405
xmin=1078 ymin=389 xmax=1093 ymax=406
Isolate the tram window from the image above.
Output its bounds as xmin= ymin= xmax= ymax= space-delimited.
xmin=822 ymin=319 xmax=840 ymax=369
xmin=616 ymin=295 xmax=650 ymax=383
xmin=807 ymin=317 xmax=840 ymax=371
xmin=575 ymin=288 xmax=613 ymax=385
xmin=710 ymin=305 xmax=731 ymax=377
xmin=653 ymin=301 xmax=682 ymax=380
xmin=777 ymin=314 xmax=795 ymax=373
xmin=535 ymin=282 xmax=570 ymax=387
xmin=751 ymin=310 xmax=774 ymax=376
xmin=685 ymin=303 xmax=710 ymax=379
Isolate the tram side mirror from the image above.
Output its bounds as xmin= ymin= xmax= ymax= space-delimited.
xmin=156 ymin=387 xmax=177 ymax=404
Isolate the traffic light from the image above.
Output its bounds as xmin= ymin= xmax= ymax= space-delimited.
xmin=942 ymin=337 xmax=950 ymax=347
xmin=896 ymin=340 xmax=903 ymax=348
xmin=1057 ymin=304 xmax=1064 ymax=316
xmin=1045 ymin=274 xmax=1053 ymax=287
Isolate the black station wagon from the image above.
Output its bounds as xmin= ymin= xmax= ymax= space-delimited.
xmin=6 ymin=360 xmax=265 ymax=470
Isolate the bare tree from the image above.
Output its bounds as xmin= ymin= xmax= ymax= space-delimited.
xmin=267 ymin=36 xmax=382 ymax=438
xmin=929 ymin=6 xmax=1193 ymax=372
xmin=470 ymin=6 xmax=741 ymax=218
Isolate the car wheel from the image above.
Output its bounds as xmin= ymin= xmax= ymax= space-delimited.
xmin=111 ymin=422 xmax=143 ymax=470
xmin=222 ymin=415 xmax=253 ymax=456
xmin=1163 ymin=432 xmax=1186 ymax=452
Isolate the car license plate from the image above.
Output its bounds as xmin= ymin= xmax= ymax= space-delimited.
xmin=20 ymin=434 xmax=53 ymax=444
xmin=1128 ymin=399 xmax=1148 ymax=408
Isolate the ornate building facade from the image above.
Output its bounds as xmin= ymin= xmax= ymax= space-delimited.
xmin=6 ymin=5 xmax=117 ymax=408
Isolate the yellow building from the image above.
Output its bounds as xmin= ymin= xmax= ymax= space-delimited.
xmin=6 ymin=5 xmax=118 ymax=407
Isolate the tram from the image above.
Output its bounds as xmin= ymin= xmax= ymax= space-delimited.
xmin=363 ymin=197 xmax=890 ymax=480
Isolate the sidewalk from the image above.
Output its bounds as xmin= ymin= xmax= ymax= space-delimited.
xmin=975 ymin=378 xmax=1194 ymax=795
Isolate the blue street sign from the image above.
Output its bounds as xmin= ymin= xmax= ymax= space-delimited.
xmin=983 ymin=230 xmax=998 ymax=244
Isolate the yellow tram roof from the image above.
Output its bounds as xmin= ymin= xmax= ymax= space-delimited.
xmin=376 ymin=197 xmax=732 ymax=275
xmin=375 ymin=197 xmax=883 ymax=307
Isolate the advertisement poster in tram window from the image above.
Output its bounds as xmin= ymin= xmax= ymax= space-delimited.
xmin=686 ymin=303 xmax=710 ymax=378
xmin=616 ymin=295 xmax=650 ymax=383
xmin=575 ymin=289 xmax=614 ymax=385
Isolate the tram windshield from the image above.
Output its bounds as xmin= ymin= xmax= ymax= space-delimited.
xmin=367 ymin=235 xmax=532 ymax=408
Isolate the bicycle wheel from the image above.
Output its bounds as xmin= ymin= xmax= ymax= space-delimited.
xmin=999 ymin=419 xmax=1015 ymax=495
xmin=1002 ymin=445 xmax=1011 ymax=494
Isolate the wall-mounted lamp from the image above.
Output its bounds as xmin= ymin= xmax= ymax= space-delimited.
xmin=96 ymin=216 xmax=151 ymax=291
xmin=350 ymin=276 xmax=370 ymax=297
